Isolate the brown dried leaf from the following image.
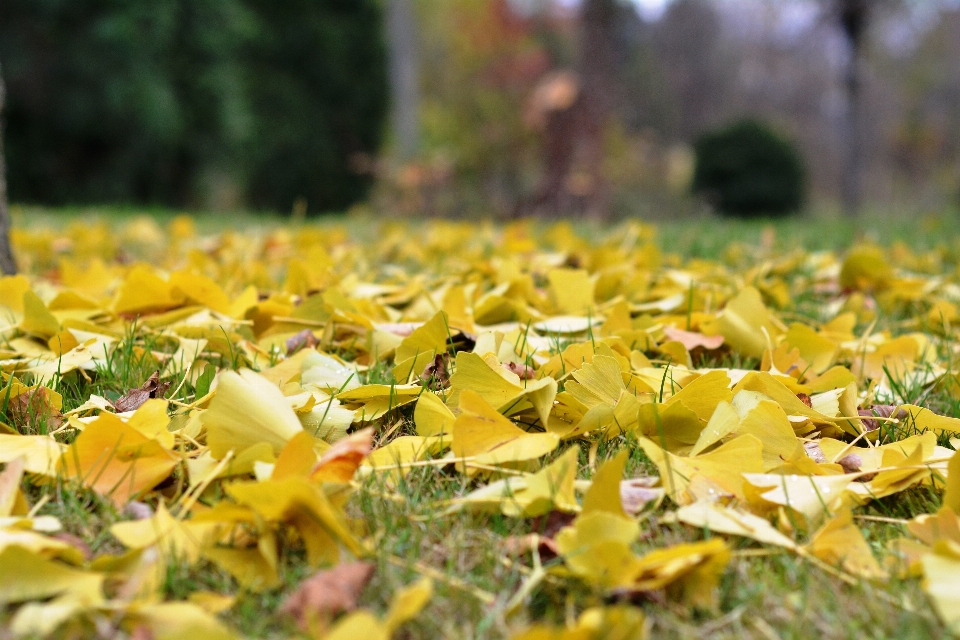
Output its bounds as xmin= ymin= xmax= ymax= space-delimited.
xmin=620 ymin=478 xmax=663 ymax=515
xmin=420 ymin=353 xmax=451 ymax=390
xmin=9 ymin=387 xmax=63 ymax=432
xmin=837 ymin=454 xmax=863 ymax=474
xmin=803 ymin=441 xmax=828 ymax=464
xmin=115 ymin=371 xmax=170 ymax=413
xmin=857 ymin=404 xmax=906 ymax=432
xmin=286 ymin=329 xmax=318 ymax=355
xmin=796 ymin=393 xmax=813 ymax=408
xmin=502 ymin=361 xmax=536 ymax=380
xmin=279 ymin=562 xmax=375 ymax=630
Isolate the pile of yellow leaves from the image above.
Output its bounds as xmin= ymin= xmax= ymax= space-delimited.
xmin=0 ymin=215 xmax=959 ymax=638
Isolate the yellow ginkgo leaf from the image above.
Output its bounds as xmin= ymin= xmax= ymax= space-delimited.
xmin=393 ymin=311 xmax=450 ymax=382
xmin=203 ymin=369 xmax=306 ymax=459
xmin=741 ymin=473 xmax=852 ymax=524
xmin=449 ymin=352 xmax=557 ymax=428
xmin=414 ymin=390 xmax=455 ymax=436
xmin=126 ymin=398 xmax=174 ymax=448
xmin=124 ymin=602 xmax=238 ymax=640
xmin=0 ymin=434 xmax=64 ymax=476
xmin=383 ymin=578 xmax=434 ymax=635
xmin=447 ymin=447 xmax=579 ymax=517
xmin=639 ymin=435 xmax=764 ymax=505
xmin=665 ymin=370 xmax=732 ymax=421
xmin=113 ymin=265 xmax=186 ymax=315
xmin=547 ymin=268 xmax=594 ymax=316
xmin=60 ymin=412 xmax=179 ymax=506
xmin=581 ymin=449 xmax=629 ymax=518
xmin=673 ymin=502 xmax=797 ymax=550
xmin=226 ymin=476 xmax=365 ymax=563
xmin=806 ymin=509 xmax=885 ymax=580
xmin=169 ymin=270 xmax=232 ymax=314
xmin=451 ymin=390 xmax=559 ymax=475
xmin=633 ymin=538 xmax=731 ymax=609
xmin=21 ymin=290 xmax=60 ymax=340
xmin=110 ymin=503 xmax=219 ymax=564
xmin=555 ymin=511 xmax=642 ymax=588
xmin=701 ymin=286 xmax=781 ymax=359
xmin=0 ymin=546 xmax=104 ymax=605
xmin=920 ymin=542 xmax=960 ymax=634
xmin=944 ymin=449 xmax=960 ymax=514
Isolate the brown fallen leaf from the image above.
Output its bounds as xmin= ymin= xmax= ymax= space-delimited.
xmin=620 ymin=478 xmax=663 ymax=515
xmin=9 ymin=387 xmax=63 ymax=433
xmin=286 ymin=329 xmax=319 ymax=355
xmin=502 ymin=361 xmax=536 ymax=380
xmin=857 ymin=404 xmax=906 ymax=432
xmin=279 ymin=562 xmax=375 ymax=630
xmin=420 ymin=353 xmax=451 ymax=390
xmin=796 ymin=393 xmax=813 ymax=408
xmin=803 ymin=441 xmax=828 ymax=464
xmin=115 ymin=371 xmax=171 ymax=413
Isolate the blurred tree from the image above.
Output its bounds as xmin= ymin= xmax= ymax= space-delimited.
xmin=241 ymin=0 xmax=388 ymax=213
xmin=0 ymin=0 xmax=387 ymax=213
xmin=387 ymin=0 xmax=420 ymax=161
xmin=836 ymin=0 xmax=870 ymax=217
xmin=0 ymin=63 xmax=18 ymax=274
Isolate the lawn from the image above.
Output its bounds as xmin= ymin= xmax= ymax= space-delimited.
xmin=0 ymin=208 xmax=958 ymax=640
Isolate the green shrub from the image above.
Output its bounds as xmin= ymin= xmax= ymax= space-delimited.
xmin=691 ymin=119 xmax=806 ymax=217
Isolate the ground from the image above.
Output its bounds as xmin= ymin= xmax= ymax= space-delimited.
xmin=0 ymin=208 xmax=958 ymax=640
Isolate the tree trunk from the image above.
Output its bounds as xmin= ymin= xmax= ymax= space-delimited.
xmin=387 ymin=0 xmax=420 ymax=162
xmin=0 ymin=64 xmax=18 ymax=275
xmin=578 ymin=0 xmax=619 ymax=218
xmin=839 ymin=0 xmax=868 ymax=217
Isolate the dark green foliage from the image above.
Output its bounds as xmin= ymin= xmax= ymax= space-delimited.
xmin=691 ymin=119 xmax=806 ymax=218
xmin=0 ymin=0 xmax=387 ymax=213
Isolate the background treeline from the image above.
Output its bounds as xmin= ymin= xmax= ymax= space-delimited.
xmin=0 ymin=0 xmax=387 ymax=213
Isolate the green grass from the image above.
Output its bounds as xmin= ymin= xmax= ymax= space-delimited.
xmin=3 ymin=208 xmax=959 ymax=639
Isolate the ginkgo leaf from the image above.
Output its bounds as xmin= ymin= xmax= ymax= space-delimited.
xmin=449 ymin=352 xmax=557 ymax=427
xmin=0 ymin=546 xmax=104 ymax=604
xmin=0 ymin=434 xmax=64 ymax=476
xmin=581 ymin=450 xmax=629 ymax=518
xmin=672 ymin=502 xmax=798 ymax=550
xmin=451 ymin=390 xmax=559 ymax=475
xmin=944 ymin=449 xmax=960 ymax=514
xmin=742 ymin=473 xmax=853 ymax=524
xmin=554 ymin=511 xmax=642 ymax=588
xmin=203 ymin=369 xmax=305 ymax=459
xmin=920 ymin=542 xmax=960 ymax=634
xmin=806 ymin=509 xmax=885 ymax=580
xmin=639 ymin=435 xmax=764 ymax=505
xmin=226 ymin=476 xmax=365 ymax=563
xmin=124 ymin=602 xmax=238 ymax=640
xmin=447 ymin=447 xmax=579 ymax=517
xmin=21 ymin=290 xmax=60 ymax=340
xmin=633 ymin=538 xmax=731 ymax=609
xmin=414 ymin=390 xmax=455 ymax=436
xmin=701 ymin=286 xmax=781 ymax=359
xmin=110 ymin=503 xmax=219 ymax=564
xmin=60 ymin=412 xmax=179 ymax=506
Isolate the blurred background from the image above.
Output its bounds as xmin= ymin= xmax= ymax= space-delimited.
xmin=1 ymin=0 xmax=959 ymax=220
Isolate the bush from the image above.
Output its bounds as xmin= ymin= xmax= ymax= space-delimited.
xmin=691 ymin=119 xmax=806 ymax=217
xmin=0 ymin=0 xmax=387 ymax=213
